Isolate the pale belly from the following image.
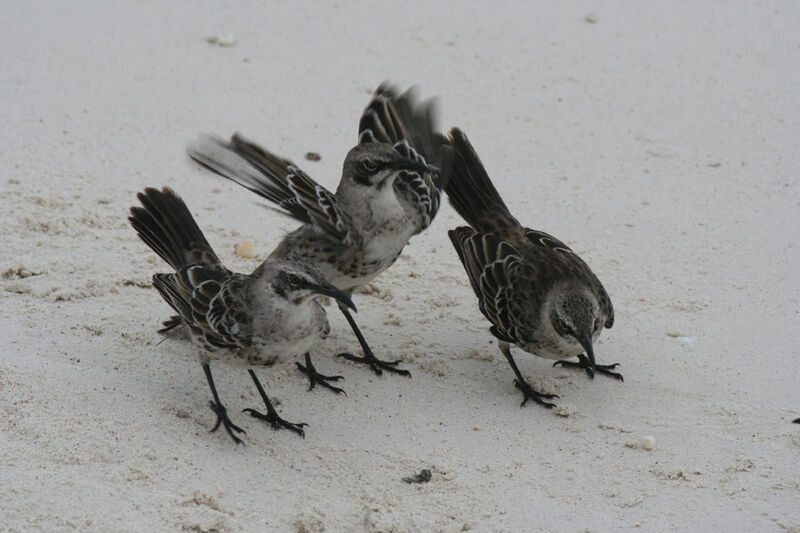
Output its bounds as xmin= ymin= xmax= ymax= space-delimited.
xmin=318 ymin=226 xmax=411 ymax=292
xmin=195 ymin=305 xmax=329 ymax=368
xmin=204 ymin=330 xmax=325 ymax=369
xmin=309 ymin=185 xmax=419 ymax=292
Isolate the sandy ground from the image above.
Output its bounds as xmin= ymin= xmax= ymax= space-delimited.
xmin=2 ymin=1 xmax=799 ymax=531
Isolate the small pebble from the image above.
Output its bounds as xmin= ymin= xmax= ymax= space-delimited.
xmin=642 ymin=435 xmax=656 ymax=450
xmin=402 ymin=469 xmax=432 ymax=484
xmin=554 ymin=405 xmax=575 ymax=418
xmin=305 ymin=152 xmax=321 ymax=161
xmin=679 ymin=336 xmax=696 ymax=348
xmin=206 ymin=34 xmax=237 ymax=47
xmin=234 ymin=241 xmax=256 ymax=258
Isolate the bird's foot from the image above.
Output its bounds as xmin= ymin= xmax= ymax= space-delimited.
xmin=553 ymin=354 xmax=623 ymax=381
xmin=513 ymin=379 xmax=558 ymax=409
xmin=337 ymin=351 xmax=411 ymax=377
xmin=208 ymin=401 xmax=246 ymax=445
xmin=296 ymin=357 xmax=346 ymax=394
xmin=243 ymin=407 xmax=307 ymax=437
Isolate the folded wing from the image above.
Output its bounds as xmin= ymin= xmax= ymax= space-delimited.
xmin=448 ymin=227 xmax=530 ymax=343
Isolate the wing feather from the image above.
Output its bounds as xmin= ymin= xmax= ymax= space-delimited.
xmin=158 ymin=266 xmax=255 ymax=349
xmin=448 ymin=227 xmax=526 ymax=343
xmin=286 ymin=168 xmax=355 ymax=245
xmin=523 ymin=228 xmax=614 ymax=327
xmin=189 ymin=133 xmax=355 ymax=244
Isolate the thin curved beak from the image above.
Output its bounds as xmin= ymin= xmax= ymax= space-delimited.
xmin=577 ymin=331 xmax=596 ymax=378
xmin=312 ymin=281 xmax=357 ymax=312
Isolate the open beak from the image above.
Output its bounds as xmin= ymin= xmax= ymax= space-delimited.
xmin=311 ymin=281 xmax=357 ymax=312
xmin=577 ymin=331 xmax=597 ymax=379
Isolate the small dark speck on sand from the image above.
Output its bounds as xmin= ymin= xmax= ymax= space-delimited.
xmin=402 ymin=469 xmax=432 ymax=484
xmin=305 ymin=152 xmax=321 ymax=161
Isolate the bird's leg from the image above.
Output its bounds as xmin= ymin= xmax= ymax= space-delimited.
xmin=336 ymin=300 xmax=411 ymax=377
xmin=553 ymin=354 xmax=624 ymax=381
xmin=501 ymin=345 xmax=558 ymax=409
xmin=296 ymin=352 xmax=346 ymax=394
xmin=243 ymin=369 xmax=307 ymax=437
xmin=202 ymin=364 xmax=246 ymax=445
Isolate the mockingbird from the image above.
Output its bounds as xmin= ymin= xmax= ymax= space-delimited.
xmin=184 ymin=84 xmax=450 ymax=386
xmin=129 ymin=187 xmax=355 ymax=443
xmin=445 ymin=128 xmax=621 ymax=409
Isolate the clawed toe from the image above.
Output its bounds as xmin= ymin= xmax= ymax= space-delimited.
xmin=553 ymin=356 xmax=623 ymax=382
xmin=243 ymin=408 xmax=307 ymax=437
xmin=337 ymin=352 xmax=411 ymax=377
xmin=596 ymin=365 xmax=624 ymax=381
xmin=296 ymin=355 xmax=346 ymax=394
xmin=208 ymin=401 xmax=246 ymax=444
xmin=513 ymin=380 xmax=558 ymax=409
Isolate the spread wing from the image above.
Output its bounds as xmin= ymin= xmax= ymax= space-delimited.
xmin=188 ymin=133 xmax=355 ymax=245
xmin=285 ymin=166 xmax=355 ymax=244
xmin=358 ymin=84 xmax=427 ymax=153
xmin=359 ymin=83 xmax=451 ymax=232
xmin=392 ymin=168 xmax=441 ymax=233
xmin=448 ymin=227 xmax=530 ymax=343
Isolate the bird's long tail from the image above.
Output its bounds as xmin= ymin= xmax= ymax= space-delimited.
xmin=128 ymin=187 xmax=220 ymax=271
xmin=444 ymin=128 xmax=518 ymax=233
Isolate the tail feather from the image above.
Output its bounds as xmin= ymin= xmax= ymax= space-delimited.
xmin=129 ymin=187 xmax=220 ymax=271
xmin=445 ymin=128 xmax=517 ymax=233
xmin=157 ymin=314 xmax=185 ymax=335
xmin=152 ymin=273 xmax=192 ymax=322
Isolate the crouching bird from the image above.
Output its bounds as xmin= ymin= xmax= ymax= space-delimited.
xmin=445 ymin=129 xmax=621 ymax=409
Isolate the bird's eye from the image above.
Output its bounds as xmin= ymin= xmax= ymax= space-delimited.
xmin=288 ymin=274 xmax=301 ymax=286
xmin=359 ymin=160 xmax=378 ymax=173
xmin=558 ymin=318 xmax=568 ymax=331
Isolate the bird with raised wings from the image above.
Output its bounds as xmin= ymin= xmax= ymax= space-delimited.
xmin=184 ymin=84 xmax=451 ymax=388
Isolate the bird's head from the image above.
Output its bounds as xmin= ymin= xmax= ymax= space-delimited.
xmin=548 ymin=287 xmax=604 ymax=376
xmin=268 ymin=259 xmax=356 ymax=312
xmin=342 ymin=143 xmax=436 ymax=189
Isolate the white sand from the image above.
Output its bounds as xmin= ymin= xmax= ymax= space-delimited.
xmin=2 ymin=1 xmax=799 ymax=531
